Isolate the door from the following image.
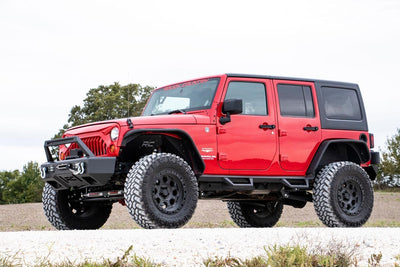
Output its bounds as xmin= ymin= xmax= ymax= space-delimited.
xmin=217 ymin=78 xmax=277 ymax=170
xmin=273 ymin=80 xmax=321 ymax=172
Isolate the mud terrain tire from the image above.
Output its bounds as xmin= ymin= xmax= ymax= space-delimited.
xmin=227 ymin=200 xmax=283 ymax=227
xmin=313 ymin=161 xmax=374 ymax=227
xmin=42 ymin=183 xmax=112 ymax=230
xmin=124 ymin=153 xmax=198 ymax=229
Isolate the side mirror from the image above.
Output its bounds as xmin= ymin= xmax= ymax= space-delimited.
xmin=220 ymin=99 xmax=243 ymax=124
xmin=222 ymin=99 xmax=243 ymax=114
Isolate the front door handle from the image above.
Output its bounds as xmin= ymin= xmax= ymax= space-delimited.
xmin=303 ymin=126 xmax=319 ymax=131
xmin=259 ymin=124 xmax=276 ymax=130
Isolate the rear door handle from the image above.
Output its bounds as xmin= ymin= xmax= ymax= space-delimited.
xmin=259 ymin=124 xmax=276 ymax=130
xmin=303 ymin=126 xmax=319 ymax=131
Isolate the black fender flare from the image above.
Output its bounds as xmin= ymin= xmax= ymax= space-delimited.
xmin=306 ymin=139 xmax=370 ymax=177
xmin=120 ymin=128 xmax=205 ymax=176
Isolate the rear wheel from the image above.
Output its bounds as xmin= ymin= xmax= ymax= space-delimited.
xmin=42 ymin=183 xmax=112 ymax=230
xmin=227 ymin=200 xmax=283 ymax=227
xmin=313 ymin=161 xmax=374 ymax=227
xmin=124 ymin=153 xmax=198 ymax=229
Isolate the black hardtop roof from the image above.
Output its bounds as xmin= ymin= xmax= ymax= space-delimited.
xmin=226 ymin=73 xmax=358 ymax=87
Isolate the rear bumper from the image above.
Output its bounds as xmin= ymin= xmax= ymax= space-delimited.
xmin=370 ymin=150 xmax=380 ymax=165
xmin=363 ymin=151 xmax=380 ymax=180
xmin=41 ymin=137 xmax=116 ymax=190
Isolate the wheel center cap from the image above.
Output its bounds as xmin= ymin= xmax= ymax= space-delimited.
xmin=161 ymin=187 xmax=169 ymax=197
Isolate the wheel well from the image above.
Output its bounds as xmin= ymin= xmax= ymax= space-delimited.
xmin=118 ymin=129 xmax=205 ymax=176
xmin=307 ymin=140 xmax=370 ymax=177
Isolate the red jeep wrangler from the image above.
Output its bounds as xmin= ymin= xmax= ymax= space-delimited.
xmin=41 ymin=74 xmax=379 ymax=229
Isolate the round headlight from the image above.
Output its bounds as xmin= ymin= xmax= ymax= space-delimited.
xmin=110 ymin=127 xmax=119 ymax=141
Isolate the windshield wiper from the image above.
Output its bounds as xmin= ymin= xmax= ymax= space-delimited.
xmin=168 ymin=109 xmax=187 ymax=114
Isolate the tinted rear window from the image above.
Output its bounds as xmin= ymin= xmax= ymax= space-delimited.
xmin=277 ymin=84 xmax=315 ymax=117
xmin=322 ymin=87 xmax=362 ymax=120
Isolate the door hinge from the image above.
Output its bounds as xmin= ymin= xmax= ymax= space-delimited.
xmin=218 ymin=153 xmax=228 ymax=160
xmin=279 ymin=130 xmax=287 ymax=137
xmin=217 ymin=127 xmax=226 ymax=134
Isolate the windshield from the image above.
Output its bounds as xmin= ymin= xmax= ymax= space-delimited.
xmin=142 ymin=78 xmax=220 ymax=116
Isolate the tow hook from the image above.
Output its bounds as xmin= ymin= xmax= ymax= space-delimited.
xmin=70 ymin=162 xmax=85 ymax=175
xmin=40 ymin=167 xmax=47 ymax=178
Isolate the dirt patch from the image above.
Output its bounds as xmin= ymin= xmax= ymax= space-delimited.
xmin=0 ymin=192 xmax=399 ymax=231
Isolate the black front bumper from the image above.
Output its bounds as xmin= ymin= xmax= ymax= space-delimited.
xmin=40 ymin=137 xmax=116 ymax=190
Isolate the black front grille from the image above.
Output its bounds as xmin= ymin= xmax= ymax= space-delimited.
xmin=67 ymin=136 xmax=107 ymax=157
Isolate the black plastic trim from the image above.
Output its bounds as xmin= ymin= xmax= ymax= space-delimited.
xmin=121 ymin=128 xmax=205 ymax=175
xmin=226 ymin=73 xmax=355 ymax=85
xmin=364 ymin=165 xmax=378 ymax=180
xmin=370 ymin=151 xmax=380 ymax=164
xmin=306 ymin=139 xmax=371 ymax=177
xmin=44 ymin=136 xmax=95 ymax=162
xmin=41 ymin=157 xmax=116 ymax=190
xmin=199 ymin=175 xmax=312 ymax=190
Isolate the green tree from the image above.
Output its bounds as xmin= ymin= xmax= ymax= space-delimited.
xmin=54 ymin=82 xmax=154 ymax=138
xmin=2 ymin=162 xmax=44 ymax=204
xmin=377 ymin=128 xmax=400 ymax=187
xmin=0 ymin=170 xmax=19 ymax=204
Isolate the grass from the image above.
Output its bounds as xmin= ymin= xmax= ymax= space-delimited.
xmin=373 ymin=186 xmax=400 ymax=193
xmin=102 ymin=224 xmax=141 ymax=230
xmin=0 ymin=245 xmax=159 ymax=267
xmin=185 ymin=220 xmax=237 ymax=228
xmin=365 ymin=220 xmax=400 ymax=227
xmin=2 ymin=242 xmax=398 ymax=267
xmin=203 ymin=255 xmax=267 ymax=267
xmin=395 ymin=255 xmax=400 ymax=267
xmin=275 ymin=220 xmax=324 ymax=227
xmin=204 ymin=242 xmax=358 ymax=267
xmin=0 ymin=224 xmax=53 ymax=231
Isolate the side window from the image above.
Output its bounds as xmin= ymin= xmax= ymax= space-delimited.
xmin=224 ymin=82 xmax=267 ymax=115
xmin=277 ymin=84 xmax=315 ymax=117
xmin=322 ymin=87 xmax=362 ymax=120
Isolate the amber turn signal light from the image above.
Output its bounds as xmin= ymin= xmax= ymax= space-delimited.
xmin=109 ymin=144 xmax=115 ymax=154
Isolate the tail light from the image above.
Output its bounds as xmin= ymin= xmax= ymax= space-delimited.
xmin=369 ymin=133 xmax=375 ymax=149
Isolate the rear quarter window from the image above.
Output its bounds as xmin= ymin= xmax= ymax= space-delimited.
xmin=322 ymin=87 xmax=362 ymax=120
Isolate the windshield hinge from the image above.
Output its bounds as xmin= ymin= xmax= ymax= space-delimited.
xmin=127 ymin=118 xmax=134 ymax=129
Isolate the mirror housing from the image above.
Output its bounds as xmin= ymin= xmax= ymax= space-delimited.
xmin=222 ymin=99 xmax=243 ymax=114
xmin=220 ymin=99 xmax=243 ymax=125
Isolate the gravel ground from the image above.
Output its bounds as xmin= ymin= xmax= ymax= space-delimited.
xmin=0 ymin=228 xmax=399 ymax=266
xmin=1 ymin=192 xmax=400 ymax=231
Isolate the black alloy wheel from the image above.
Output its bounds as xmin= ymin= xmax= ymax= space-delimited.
xmin=313 ymin=161 xmax=374 ymax=227
xmin=124 ymin=153 xmax=198 ymax=229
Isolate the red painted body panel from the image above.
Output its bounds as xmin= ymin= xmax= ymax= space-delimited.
xmin=61 ymin=73 xmax=373 ymax=178
xmin=273 ymin=80 xmax=322 ymax=173
xmin=216 ymin=77 xmax=278 ymax=172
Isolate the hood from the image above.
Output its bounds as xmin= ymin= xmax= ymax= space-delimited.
xmin=66 ymin=121 xmax=119 ymax=135
xmin=65 ymin=114 xmax=211 ymax=135
xmin=116 ymin=114 xmax=209 ymax=126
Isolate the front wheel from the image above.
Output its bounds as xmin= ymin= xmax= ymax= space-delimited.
xmin=313 ymin=161 xmax=374 ymax=227
xmin=227 ymin=200 xmax=283 ymax=227
xmin=124 ymin=153 xmax=198 ymax=229
xmin=42 ymin=183 xmax=112 ymax=230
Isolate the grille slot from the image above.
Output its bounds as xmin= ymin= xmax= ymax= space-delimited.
xmin=66 ymin=137 xmax=107 ymax=157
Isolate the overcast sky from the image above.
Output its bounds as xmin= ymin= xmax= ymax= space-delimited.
xmin=0 ymin=0 xmax=399 ymax=171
